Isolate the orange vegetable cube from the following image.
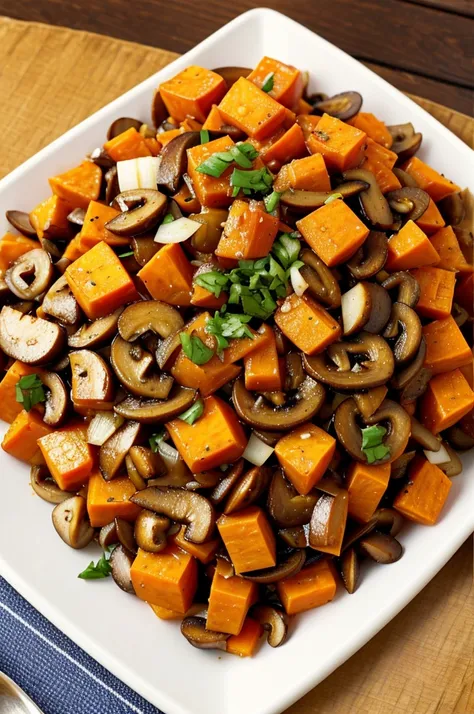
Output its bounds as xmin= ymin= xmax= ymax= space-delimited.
xmin=180 ymin=118 xmax=203 ymax=132
xmin=362 ymin=138 xmax=401 ymax=194
xmin=244 ymin=324 xmax=282 ymax=391
xmin=386 ymin=220 xmax=440 ymax=271
xmin=420 ymin=368 xmax=474 ymax=433
xmin=0 ymin=233 xmax=38 ymax=273
xmin=277 ymin=559 xmax=337 ymax=615
xmin=160 ymin=66 xmax=227 ymax=123
xmin=2 ymin=410 xmax=53 ymax=465
xmin=171 ymin=352 xmax=241 ymax=397
xmin=275 ymin=424 xmax=336 ymax=495
xmin=394 ymin=456 xmax=452 ymax=525
xmin=29 ymin=196 xmax=72 ymax=240
xmin=104 ymin=127 xmax=151 ymax=161
xmin=216 ymin=199 xmax=279 ymax=260
xmin=131 ymin=544 xmax=198 ymax=613
xmin=423 ymin=315 xmax=472 ymax=375
xmin=296 ymin=114 xmax=321 ymax=141
xmin=202 ymin=105 xmax=225 ymax=131
xmin=297 ymin=199 xmax=369 ymax=267
xmin=287 ymin=154 xmax=331 ymax=192
xmin=49 ymin=161 xmax=102 ymax=210
xmin=455 ymin=272 xmax=474 ymax=316
xmin=137 ymin=242 xmax=194 ymax=306
xmin=66 ymin=241 xmax=137 ymax=319
xmin=79 ymin=201 xmax=130 ymax=250
xmin=144 ymin=137 xmax=161 ymax=156
xmin=410 ymin=266 xmax=455 ymax=319
xmin=217 ymin=506 xmax=276 ymax=574
xmin=158 ymin=128 xmax=183 ymax=147
xmin=297 ymin=98 xmax=313 ymax=115
xmin=260 ymin=123 xmax=307 ymax=167
xmin=348 ymin=112 xmax=393 ymax=149
xmin=247 ymin=56 xmax=304 ymax=110
xmin=415 ymin=199 xmax=445 ymax=235
xmin=187 ymin=135 xmax=236 ymax=208
xmin=207 ymin=572 xmax=257 ymax=635
xmin=402 ymin=156 xmax=460 ymax=202
xmin=87 ymin=470 xmax=141 ymax=527
xmin=218 ymin=77 xmax=287 ymax=140
xmin=167 ymin=395 xmax=247 ymax=472
xmin=306 ymin=113 xmax=367 ymax=172
xmin=191 ymin=282 xmax=227 ymax=310
xmin=429 ymin=225 xmax=472 ymax=273
xmin=0 ymin=361 xmax=46 ymax=424
xmin=63 ymin=235 xmax=86 ymax=262
xmin=38 ymin=427 xmax=94 ymax=490
xmin=172 ymin=182 xmax=201 ymax=214
xmin=275 ymin=293 xmax=341 ymax=355
xmin=363 ymin=138 xmax=398 ymax=169
xmin=173 ymin=526 xmax=219 ymax=564
xmin=226 ymin=617 xmax=263 ymax=657
xmin=346 ymin=462 xmax=391 ymax=522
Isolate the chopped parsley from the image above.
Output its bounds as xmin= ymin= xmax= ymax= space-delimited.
xmin=78 ymin=550 xmax=112 ymax=580
xmin=261 ymin=72 xmax=275 ymax=93
xmin=180 ymin=333 xmax=214 ymax=365
xmin=361 ymin=425 xmax=390 ymax=464
xmin=15 ymin=374 xmax=46 ymax=412
xmin=149 ymin=431 xmax=166 ymax=452
xmin=196 ymin=143 xmax=259 ymax=178
xmin=178 ymin=399 xmax=205 ymax=425
xmin=205 ymin=308 xmax=254 ymax=352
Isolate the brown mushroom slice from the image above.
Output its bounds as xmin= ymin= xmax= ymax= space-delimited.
xmin=410 ymin=416 xmax=441 ymax=451
xmin=251 ymin=605 xmax=288 ymax=647
xmin=209 ymin=460 xmax=245 ymax=506
xmin=361 ymin=284 xmax=392 ymax=334
xmin=303 ymin=332 xmax=395 ymax=391
xmin=42 ymin=275 xmax=81 ymax=325
xmin=340 ymin=547 xmax=360 ymax=594
xmin=387 ymin=123 xmax=422 ymax=163
xmin=452 ymin=302 xmax=469 ymax=328
xmin=381 ymin=271 xmax=420 ymax=309
xmin=252 ymin=429 xmax=283 ymax=447
xmin=41 ymin=372 xmax=68 ymax=426
xmin=104 ymin=165 xmax=119 ymax=204
xmin=146 ymin=440 xmax=193 ymax=489
xmin=212 ymin=66 xmax=251 ymax=87
xmin=299 ymin=248 xmax=341 ymax=308
xmin=118 ymin=300 xmax=184 ymax=342
xmin=438 ymin=443 xmax=462 ymax=477
xmin=278 ymin=526 xmax=307 ymax=549
xmin=280 ymin=181 xmax=368 ymax=213
xmin=438 ymin=192 xmax=465 ymax=227
xmin=445 ymin=425 xmax=474 ymax=451
xmin=372 ymin=508 xmax=404 ymax=537
xmin=316 ymin=471 xmax=345 ymax=497
xmin=347 ymin=231 xmax=388 ymax=280
xmin=68 ymin=308 xmax=122 ymax=349
xmin=99 ymin=521 xmax=118 ymax=549
xmin=313 ymin=91 xmax=362 ymax=121
xmin=391 ymin=338 xmax=426 ymax=391
xmin=343 ymin=168 xmax=393 ymax=229
xmin=341 ymin=282 xmax=372 ymax=336
xmin=131 ymin=236 xmax=160 ymax=266
xmin=107 ymin=117 xmax=142 ymax=141
xmin=70 ymin=350 xmax=115 ymax=410
xmin=401 ymin=366 xmax=432 ymax=403
xmin=386 ymin=187 xmax=429 ymax=222
xmin=129 ymin=445 xmax=166 ymax=479
xmin=134 ymin=509 xmax=170 ymax=552
xmin=112 ymin=517 xmax=137 ymax=554
xmin=181 ymin=616 xmax=229 ymax=650
xmin=233 ymin=376 xmax=325 ymax=431
xmin=353 ymin=387 xmax=387 ymax=419
xmin=156 ymin=131 xmax=201 ymax=193
xmin=390 ymin=450 xmax=416 ymax=479
xmin=189 ymin=210 xmax=229 ymax=254
xmin=109 ymin=544 xmax=135 ymax=593
xmin=359 ymin=531 xmax=403 ymax=564
xmin=267 ymin=469 xmax=318 ymax=528
xmin=309 ymin=490 xmax=348 ymax=556
xmin=130 ymin=487 xmax=216 ymax=544
xmin=30 ymin=465 xmax=73 ymax=503
xmin=67 ymin=207 xmax=86 ymax=227
xmin=52 ymin=496 xmax=94 ymax=549
xmin=114 ymin=386 xmax=196 ymax=424
xmin=244 ymin=549 xmax=306 ymax=584
xmin=342 ymin=519 xmax=377 ymax=551
xmin=100 ymin=420 xmax=142 ymax=480
xmin=5 ymin=249 xmax=53 ymax=300
xmin=5 ymin=209 xmax=37 ymax=237
xmin=151 ymin=87 xmax=168 ymax=128
xmin=107 ymin=189 xmax=167 ymax=236
xmin=124 ymin=454 xmax=147 ymax=490
xmin=0 ymin=306 xmax=66 ymax=365
xmin=383 ymin=302 xmax=422 ymax=365
xmin=224 ymin=466 xmax=271 ymax=515
xmin=284 ymin=353 xmax=305 ymax=392
xmin=110 ymin=335 xmax=173 ymax=400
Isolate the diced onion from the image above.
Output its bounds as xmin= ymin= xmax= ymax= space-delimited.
xmin=87 ymin=411 xmax=124 ymax=446
xmin=242 ymin=432 xmax=274 ymax=466
xmin=424 ymin=444 xmax=450 ymax=465
xmin=290 ymin=266 xmax=308 ymax=297
xmin=117 ymin=157 xmax=160 ymax=192
xmin=155 ymin=217 xmax=201 ymax=244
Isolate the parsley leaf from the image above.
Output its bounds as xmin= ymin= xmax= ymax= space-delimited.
xmin=78 ymin=550 xmax=112 ymax=580
xmin=324 ymin=192 xmax=343 ymax=205
xmin=230 ymin=167 xmax=273 ymax=195
xmin=180 ymin=333 xmax=214 ymax=365
xmin=15 ymin=374 xmax=46 ymax=412
xmin=178 ymin=399 xmax=204 ymax=425
xmin=162 ymin=213 xmax=175 ymax=224
xmin=195 ymin=142 xmax=259 ymax=178
xmin=272 ymin=234 xmax=301 ymax=270
xmin=361 ymin=425 xmax=390 ymax=464
xmin=205 ymin=310 xmax=254 ymax=352
xmin=194 ymin=270 xmax=229 ymax=298
xmin=261 ymin=72 xmax=275 ymax=93
xmin=149 ymin=431 xmax=166 ymax=452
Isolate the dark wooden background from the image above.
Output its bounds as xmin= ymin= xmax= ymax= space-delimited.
xmin=1 ymin=0 xmax=473 ymax=115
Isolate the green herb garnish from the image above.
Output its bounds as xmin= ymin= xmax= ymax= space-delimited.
xmin=264 ymin=191 xmax=281 ymax=213
xmin=149 ymin=431 xmax=166 ymax=452
xmin=361 ymin=425 xmax=390 ymax=464
xmin=196 ymin=143 xmax=259 ymax=178
xmin=230 ymin=167 xmax=273 ymax=195
xmin=261 ymin=72 xmax=275 ymax=93
xmin=324 ymin=192 xmax=344 ymax=205
xmin=118 ymin=250 xmax=134 ymax=258
xmin=78 ymin=550 xmax=112 ymax=580
xmin=200 ymin=129 xmax=210 ymax=144
xmin=196 ymin=153 xmax=232 ymax=178
xmin=205 ymin=309 xmax=254 ymax=352
xmin=272 ymin=233 xmax=301 ymax=270
xmin=178 ymin=399 xmax=205 ymax=425
xmin=194 ymin=270 xmax=229 ymax=298
xmin=15 ymin=374 xmax=46 ymax=412
xmin=162 ymin=213 xmax=175 ymax=224
xmin=235 ymin=143 xmax=259 ymax=161
xmin=180 ymin=333 xmax=215 ymax=365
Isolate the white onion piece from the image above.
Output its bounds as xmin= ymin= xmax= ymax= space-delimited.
xmin=117 ymin=157 xmax=159 ymax=192
xmin=87 ymin=412 xmax=124 ymax=446
xmin=424 ymin=444 xmax=451 ymax=465
xmin=290 ymin=266 xmax=308 ymax=297
xmin=155 ymin=217 xmax=201 ymax=244
xmin=242 ymin=432 xmax=274 ymax=466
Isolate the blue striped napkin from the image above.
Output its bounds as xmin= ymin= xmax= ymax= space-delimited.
xmin=0 ymin=577 xmax=162 ymax=714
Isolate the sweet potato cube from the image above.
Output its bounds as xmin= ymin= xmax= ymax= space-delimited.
xmin=187 ymin=135 xmax=236 ymax=208
xmin=217 ymin=506 xmax=276 ymax=574
xmin=297 ymin=114 xmax=321 ymax=141
xmin=415 ymin=199 xmax=445 ymax=235
xmin=0 ymin=233 xmax=38 ymax=273
xmin=29 ymin=196 xmax=72 ymax=241
xmin=386 ymin=220 xmax=440 ymax=271
xmin=277 ymin=559 xmax=337 ymax=615
xmin=402 ymin=156 xmax=460 ymax=202
xmin=362 ymin=139 xmax=401 ymax=194
xmin=297 ymin=199 xmax=369 ymax=267
xmin=66 ymin=241 xmax=137 ymax=319
xmin=216 ymin=199 xmax=279 ymax=260
xmin=167 ymin=395 xmax=247 ymax=472
xmin=0 ymin=361 xmax=46 ymax=424
xmin=226 ymin=617 xmax=263 ymax=657
xmin=171 ymin=352 xmax=241 ymax=397
xmin=410 ymin=266 xmax=455 ymax=319
xmin=173 ymin=526 xmax=219 ymax=564
xmin=130 ymin=544 xmax=198 ymax=613
xmin=63 ymin=235 xmax=87 ymax=262
xmin=137 ymin=242 xmax=194 ymax=306
xmin=274 ymin=293 xmax=341 ymax=355
xmin=218 ymin=77 xmax=287 ymax=140
xmin=346 ymin=462 xmax=391 ymax=523
xmin=306 ymin=113 xmax=367 ymax=172
xmin=207 ymin=572 xmax=258 ymax=635
xmin=103 ymin=127 xmax=151 ymax=162
xmin=348 ymin=112 xmax=393 ymax=149
xmin=423 ymin=316 xmax=472 ymax=375
xmin=49 ymin=161 xmax=102 ymax=210
xmin=191 ymin=282 xmax=228 ymax=309
xmin=202 ymin=105 xmax=225 ymax=131
xmin=455 ymin=272 xmax=474 ymax=316
xmin=247 ymin=56 xmax=304 ymax=110
xmin=2 ymin=410 xmax=53 ymax=465
xmin=38 ymin=426 xmax=94 ymax=490
xmin=261 ymin=123 xmax=307 ymax=166
xmin=394 ymin=456 xmax=452 ymax=525
xmin=244 ymin=324 xmax=282 ymax=391
xmin=287 ymin=153 xmax=331 ymax=192
xmin=420 ymin=368 xmax=474 ymax=434
xmin=87 ymin=470 xmax=141 ymax=527
xmin=429 ymin=225 xmax=472 ymax=274
xmin=275 ymin=424 xmax=336 ymax=495
xmin=160 ymin=66 xmax=226 ymax=123
xmin=79 ymin=201 xmax=129 ymax=250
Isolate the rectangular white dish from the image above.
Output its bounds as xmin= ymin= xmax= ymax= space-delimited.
xmin=0 ymin=8 xmax=473 ymax=714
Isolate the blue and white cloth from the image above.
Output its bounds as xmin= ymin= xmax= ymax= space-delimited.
xmin=0 ymin=577 xmax=162 ymax=714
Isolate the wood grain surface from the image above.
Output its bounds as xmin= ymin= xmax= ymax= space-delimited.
xmin=0 ymin=17 xmax=472 ymax=714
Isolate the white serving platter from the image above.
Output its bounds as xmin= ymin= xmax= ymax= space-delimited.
xmin=0 ymin=8 xmax=473 ymax=714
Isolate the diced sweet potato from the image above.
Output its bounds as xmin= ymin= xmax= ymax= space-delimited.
xmin=171 ymin=352 xmax=241 ymax=397
xmin=402 ymin=156 xmax=461 ymax=202
xmin=415 ymin=199 xmax=445 ymax=235
xmin=287 ymin=153 xmax=331 ymax=192
xmin=79 ymin=201 xmax=130 ymax=250
xmin=275 ymin=424 xmax=336 ymax=495
xmin=410 ymin=266 xmax=455 ymax=319
xmin=207 ymin=571 xmax=257 ymax=635
xmin=394 ymin=456 xmax=452 ymax=525
xmin=137 ymin=242 xmax=194 ymax=306
xmin=49 ymin=161 xmax=102 ymax=210
xmin=218 ymin=77 xmax=287 ymax=140
xmin=216 ymin=199 xmax=279 ymax=260
xmin=429 ymin=225 xmax=472 ymax=273
xmin=348 ymin=112 xmax=393 ymax=148
xmin=260 ymin=123 xmax=307 ymax=167
xmin=346 ymin=462 xmax=391 ymax=522
xmin=173 ymin=526 xmax=219 ymax=564
xmin=130 ymin=544 xmax=198 ymax=613
xmin=274 ymin=293 xmax=341 ymax=355
xmin=87 ymin=470 xmax=141 ymax=527
xmin=2 ymin=409 xmax=53 ymax=465
xmin=306 ymin=113 xmax=367 ymax=172
xmin=362 ymin=138 xmax=401 ymax=194
xmin=244 ymin=324 xmax=282 ymax=391
xmin=217 ymin=506 xmax=276 ymax=574
xmin=420 ymin=368 xmax=474 ymax=433
xmin=29 ymin=196 xmax=72 ymax=241
xmin=277 ymin=559 xmax=337 ymax=615
xmin=187 ymin=135 xmax=236 ymax=208
xmin=160 ymin=66 xmax=227 ymax=123
xmin=247 ymin=56 xmax=304 ymax=110
xmin=455 ymin=273 xmax=474 ymax=316
xmin=423 ymin=315 xmax=472 ymax=375
xmin=63 ymin=235 xmax=86 ymax=262
xmin=386 ymin=220 xmax=440 ymax=271
xmin=226 ymin=617 xmax=263 ymax=657
xmin=38 ymin=426 xmax=94 ymax=490
xmin=191 ymin=282 xmax=228 ymax=310
xmin=202 ymin=105 xmax=225 ymax=131
xmin=104 ymin=127 xmax=151 ymax=161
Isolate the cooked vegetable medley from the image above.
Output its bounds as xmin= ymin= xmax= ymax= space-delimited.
xmin=1 ymin=56 xmax=473 ymax=657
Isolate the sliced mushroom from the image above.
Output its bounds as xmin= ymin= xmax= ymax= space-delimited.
xmin=267 ymin=469 xmax=318 ymax=527
xmin=129 ymin=445 xmax=166 ymax=479
xmin=251 ymin=605 xmax=288 ymax=647
xmin=386 ymin=187 xmax=430 ymax=222
xmin=309 ymin=491 xmax=348 ymax=556
xmin=134 ymin=509 xmax=170 ymax=553
xmin=278 ymin=526 xmax=307 ymax=548
xmin=233 ymin=376 xmax=325 ymax=431
xmin=410 ymin=416 xmax=441 ymax=451
xmin=390 ymin=450 xmax=416 ymax=479
xmin=372 ymin=508 xmax=404 ymax=537
xmin=66 ymin=207 xmax=86 ymax=227
xmin=0 ymin=306 xmax=65 ymax=364
xmin=52 ymin=496 xmax=94 ymax=549
xmin=381 ymin=271 xmax=420 ymax=309
xmin=299 ymin=248 xmax=341 ymax=308
xmin=110 ymin=335 xmax=173 ymax=400
xmin=151 ymin=87 xmax=168 ymax=128
xmin=107 ymin=117 xmax=142 ymax=141
xmin=383 ymin=303 xmax=422 ymax=365
xmin=193 ymin=470 xmax=221 ymax=489
xmin=70 ymin=350 xmax=115 ymax=409
xmin=131 ymin=487 xmax=215 ymax=544
xmin=359 ymin=531 xmax=403 ymax=564
xmin=30 ymin=465 xmax=74 ymax=503
xmin=400 ymin=366 xmax=432 ymax=403
xmin=131 ymin=236 xmax=160 ymax=267
xmin=438 ymin=443 xmax=462 ymax=477
xmin=112 ymin=517 xmax=137 ymax=554
xmin=156 ymin=132 xmax=201 ymax=194
xmin=189 ymin=210 xmax=229 ymax=254
xmin=312 ymin=91 xmax=362 ymax=121
xmin=109 ymin=544 xmax=135 ymax=593
xmin=340 ymin=548 xmax=359 ymax=594
xmin=114 ymin=387 xmax=196 ymax=424
xmin=98 ymin=521 xmax=118 ymax=549
xmin=5 ymin=249 xmax=53 ymax=299
xmin=224 ymin=466 xmax=271 ymax=515
xmin=209 ymin=460 xmax=245 ymax=506
xmin=303 ymin=332 xmax=394 ymax=390
xmin=99 ymin=420 xmax=142 ymax=480
xmin=284 ymin=353 xmax=305 ymax=392
xmin=68 ymin=308 xmax=122 ymax=349
xmin=341 ymin=282 xmax=372 ymax=336
xmin=343 ymin=169 xmax=393 ymax=230
xmin=212 ymin=66 xmax=251 ymax=87
xmin=104 ymin=165 xmax=120 ymax=204
xmin=41 ymin=372 xmax=68 ymax=426
xmin=244 ymin=550 xmax=306 ymax=584
xmin=124 ymin=454 xmax=147 ymax=490
xmin=181 ymin=616 xmax=229 ymax=650
xmin=347 ymin=231 xmax=388 ymax=280
xmin=445 ymin=425 xmax=474 ymax=451
xmin=5 ymin=209 xmax=37 ymax=237
xmin=281 ymin=181 xmax=368 ymax=213
xmin=353 ymin=387 xmax=387 ymax=419
xmin=106 ymin=189 xmax=167 ymax=236
xmin=387 ymin=123 xmax=422 ymax=163
xmin=42 ymin=275 xmax=81 ymax=325
xmin=452 ymin=302 xmax=469 ymax=328
xmin=118 ymin=300 xmax=183 ymax=342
